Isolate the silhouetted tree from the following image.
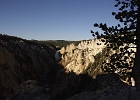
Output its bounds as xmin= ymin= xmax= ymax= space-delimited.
xmin=91 ymin=0 xmax=140 ymax=90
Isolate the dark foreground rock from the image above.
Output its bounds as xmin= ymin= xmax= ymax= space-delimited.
xmin=66 ymin=91 xmax=140 ymax=100
xmin=8 ymin=80 xmax=52 ymax=100
xmin=66 ymin=74 xmax=137 ymax=100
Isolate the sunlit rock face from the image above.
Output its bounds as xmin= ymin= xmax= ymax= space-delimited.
xmin=59 ymin=38 xmax=136 ymax=86
xmin=60 ymin=39 xmax=106 ymax=75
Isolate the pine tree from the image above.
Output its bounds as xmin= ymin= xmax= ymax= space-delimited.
xmin=91 ymin=0 xmax=140 ymax=90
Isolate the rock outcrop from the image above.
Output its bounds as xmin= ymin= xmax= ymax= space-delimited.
xmin=67 ymin=91 xmax=140 ymax=100
xmin=67 ymin=73 xmax=137 ymax=100
xmin=60 ymin=39 xmax=106 ymax=75
xmin=59 ymin=38 xmax=136 ymax=85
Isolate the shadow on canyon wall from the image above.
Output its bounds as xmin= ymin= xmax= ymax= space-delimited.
xmin=47 ymin=63 xmax=97 ymax=100
xmin=46 ymin=63 xmax=129 ymax=100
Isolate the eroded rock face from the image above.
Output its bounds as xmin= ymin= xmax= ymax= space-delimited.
xmin=60 ymin=39 xmax=106 ymax=75
xmin=60 ymin=38 xmax=136 ymax=86
xmin=0 ymin=37 xmax=56 ymax=99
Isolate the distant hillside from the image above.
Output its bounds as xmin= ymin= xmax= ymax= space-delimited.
xmin=31 ymin=40 xmax=81 ymax=49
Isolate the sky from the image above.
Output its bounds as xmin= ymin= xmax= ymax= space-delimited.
xmin=0 ymin=0 xmax=121 ymax=40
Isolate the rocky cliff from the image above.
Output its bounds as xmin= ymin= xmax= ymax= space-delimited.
xmin=60 ymin=39 xmax=106 ymax=75
xmin=0 ymin=35 xmax=56 ymax=99
xmin=59 ymin=38 xmax=136 ymax=84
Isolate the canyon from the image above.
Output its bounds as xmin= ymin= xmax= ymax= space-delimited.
xmin=0 ymin=34 xmax=138 ymax=100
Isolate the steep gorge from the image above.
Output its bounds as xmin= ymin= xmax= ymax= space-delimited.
xmin=0 ymin=34 xmax=137 ymax=100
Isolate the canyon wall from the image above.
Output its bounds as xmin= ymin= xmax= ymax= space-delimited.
xmin=59 ymin=38 xmax=136 ymax=84
xmin=0 ymin=36 xmax=56 ymax=99
xmin=60 ymin=39 xmax=106 ymax=75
